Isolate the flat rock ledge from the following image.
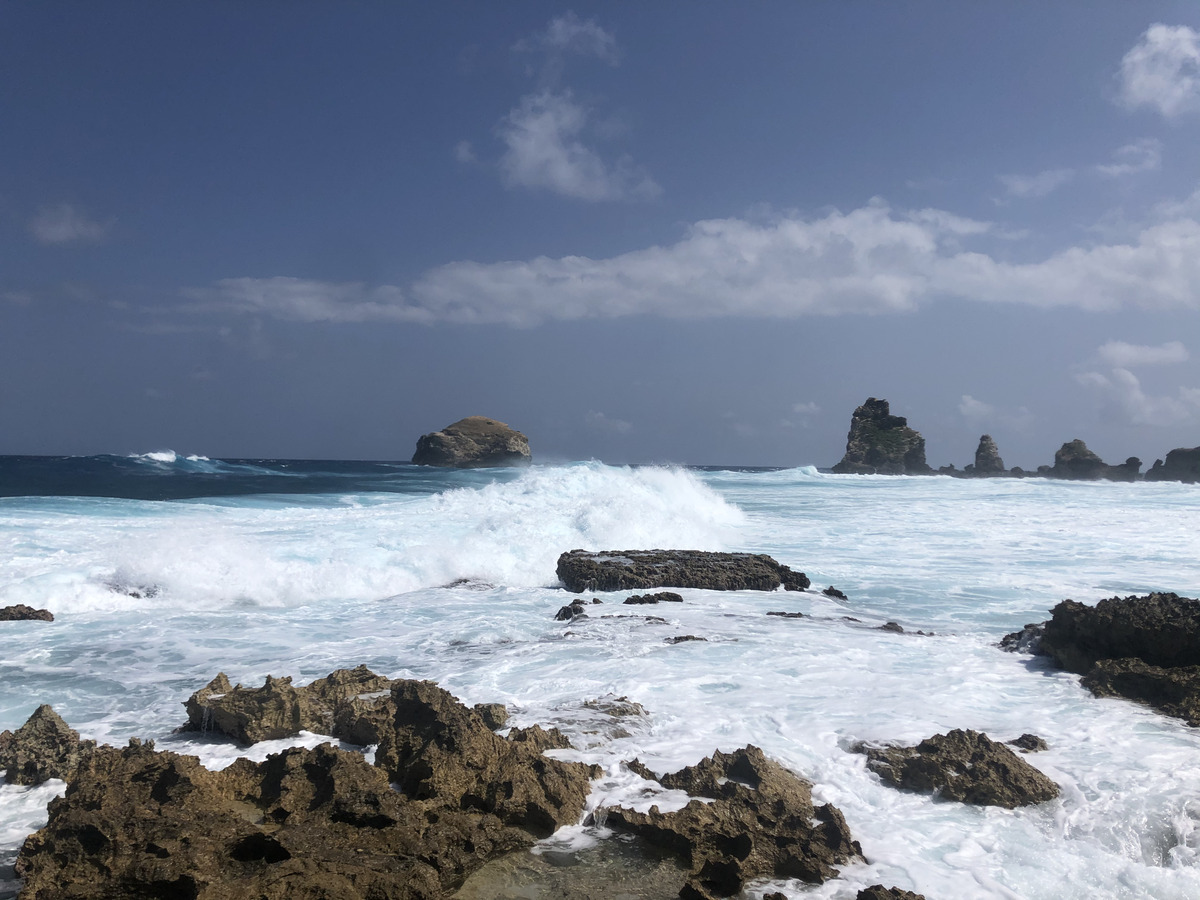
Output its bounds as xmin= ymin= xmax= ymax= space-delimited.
xmin=12 ymin=672 xmax=600 ymax=900
xmin=1005 ymin=592 xmax=1200 ymax=726
xmin=606 ymin=746 xmax=862 ymax=899
xmin=411 ymin=416 xmax=531 ymax=468
xmin=557 ymin=549 xmax=810 ymax=593
xmin=856 ymin=729 xmax=1059 ymax=809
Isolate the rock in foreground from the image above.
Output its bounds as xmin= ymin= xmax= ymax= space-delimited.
xmin=556 ymin=549 xmax=809 ymax=593
xmin=0 ymin=705 xmax=96 ymax=785
xmin=831 ymin=398 xmax=932 ymax=476
xmin=859 ymin=729 xmax=1059 ymax=808
xmin=411 ymin=416 xmax=531 ymax=468
xmin=607 ymin=746 xmax=861 ymax=898
xmin=0 ymin=604 xmax=54 ymax=621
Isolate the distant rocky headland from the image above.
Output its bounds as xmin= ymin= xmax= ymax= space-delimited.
xmin=832 ymin=397 xmax=1199 ymax=483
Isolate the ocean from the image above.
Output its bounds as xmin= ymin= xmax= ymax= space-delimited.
xmin=1 ymin=453 xmax=1199 ymax=899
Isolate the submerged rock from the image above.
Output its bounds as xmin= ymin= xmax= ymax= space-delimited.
xmin=822 ymin=586 xmax=848 ymax=600
xmin=0 ymin=705 xmax=96 ymax=785
xmin=411 ymin=416 xmax=531 ymax=468
xmin=556 ymin=549 xmax=809 ymax=593
xmin=605 ymin=746 xmax=861 ymax=898
xmin=1145 ymin=446 xmax=1200 ymax=483
xmin=623 ymin=591 xmax=684 ymax=605
xmin=859 ymin=729 xmax=1059 ymax=808
xmin=0 ymin=604 xmax=54 ymax=622
xmin=831 ymin=398 xmax=932 ymax=476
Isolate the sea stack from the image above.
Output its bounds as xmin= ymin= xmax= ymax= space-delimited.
xmin=1145 ymin=447 xmax=1200 ymax=483
xmin=412 ymin=416 xmax=532 ymax=468
xmin=831 ymin=398 xmax=932 ymax=475
xmin=973 ymin=435 xmax=1006 ymax=476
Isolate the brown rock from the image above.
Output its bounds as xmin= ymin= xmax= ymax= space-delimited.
xmin=411 ymin=416 xmax=531 ymax=468
xmin=1081 ymin=657 xmax=1200 ymax=726
xmin=0 ymin=604 xmax=54 ymax=621
xmin=1041 ymin=592 xmax=1200 ymax=674
xmin=856 ymin=887 xmax=927 ymax=900
xmin=624 ymin=592 xmax=684 ymax=604
xmin=605 ymin=746 xmax=861 ymax=898
xmin=0 ymin=705 xmax=96 ymax=785
xmin=557 ymin=549 xmax=809 ymax=593
xmin=860 ymin=729 xmax=1058 ymax=808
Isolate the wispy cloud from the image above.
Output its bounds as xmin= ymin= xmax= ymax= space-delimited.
xmin=1095 ymin=138 xmax=1162 ymax=176
xmin=514 ymin=11 xmax=620 ymax=66
xmin=997 ymin=168 xmax=1075 ymax=199
xmin=1097 ymin=340 xmax=1188 ymax=368
xmin=497 ymin=90 xmax=660 ymax=201
xmin=585 ymin=410 xmax=632 ymax=434
xmin=1076 ymin=367 xmax=1200 ymax=426
xmin=1116 ymin=23 xmax=1200 ymax=118
xmin=959 ymin=394 xmax=1033 ymax=430
xmin=183 ymin=277 xmax=431 ymax=324
xmin=29 ymin=203 xmax=111 ymax=244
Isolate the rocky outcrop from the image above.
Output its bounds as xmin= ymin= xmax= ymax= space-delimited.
xmin=1081 ymin=658 xmax=1200 ymax=726
xmin=411 ymin=416 xmax=531 ymax=468
xmin=972 ymin=434 xmax=1006 ymax=476
xmin=831 ymin=398 xmax=932 ymax=475
xmin=623 ymin=592 xmax=683 ymax=605
xmin=1146 ymin=446 xmax=1200 ymax=483
xmin=858 ymin=729 xmax=1059 ymax=808
xmin=1043 ymin=440 xmax=1141 ymax=481
xmin=0 ymin=604 xmax=54 ymax=621
xmin=0 ymin=705 xmax=96 ymax=785
xmin=607 ymin=746 xmax=861 ymax=898
xmin=856 ymin=888 xmax=927 ymax=900
xmin=556 ymin=549 xmax=809 ymax=593
xmin=17 ymin=674 xmax=600 ymax=900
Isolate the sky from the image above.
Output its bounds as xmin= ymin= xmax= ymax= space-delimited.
xmin=4 ymin=2 xmax=1200 ymax=468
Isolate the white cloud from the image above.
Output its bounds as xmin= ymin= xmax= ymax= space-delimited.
xmin=1097 ymin=340 xmax=1188 ymax=368
xmin=585 ymin=410 xmax=632 ymax=434
xmin=1076 ymin=366 xmax=1200 ymax=426
xmin=453 ymin=140 xmax=476 ymax=164
xmin=792 ymin=401 xmax=820 ymax=415
xmin=497 ymin=90 xmax=660 ymax=201
xmin=184 ymin=277 xmax=432 ymax=324
xmin=515 ymin=12 xmax=619 ymax=65
xmin=959 ymin=394 xmax=1034 ymax=431
xmin=1117 ymin=23 xmax=1200 ymax=118
xmin=959 ymin=395 xmax=995 ymax=420
xmin=1095 ymin=138 xmax=1162 ymax=176
xmin=29 ymin=203 xmax=111 ymax=244
xmin=997 ymin=168 xmax=1075 ymax=199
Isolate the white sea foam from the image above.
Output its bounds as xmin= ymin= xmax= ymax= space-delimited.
xmin=2 ymin=465 xmax=1200 ymax=898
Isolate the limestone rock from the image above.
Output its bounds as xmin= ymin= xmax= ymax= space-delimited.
xmin=606 ymin=746 xmax=860 ymax=898
xmin=0 ymin=705 xmax=96 ymax=785
xmin=623 ymin=592 xmax=684 ymax=604
xmin=411 ymin=416 xmax=531 ymax=468
xmin=999 ymin=622 xmax=1045 ymax=654
xmin=556 ymin=549 xmax=809 ymax=593
xmin=856 ymin=888 xmax=927 ymax=900
xmin=1040 ymin=593 xmax=1200 ymax=674
xmin=0 ymin=604 xmax=54 ymax=621
xmin=860 ymin=729 xmax=1059 ymax=808
xmin=1145 ymin=447 xmax=1200 ymax=483
xmin=1081 ymin=657 xmax=1200 ymax=726
xmin=831 ymin=398 xmax=932 ymax=476
xmin=1007 ymin=733 xmax=1049 ymax=753
xmin=973 ymin=434 xmax=1006 ymax=476
xmin=1048 ymin=439 xmax=1107 ymax=480
xmin=374 ymin=680 xmax=599 ymax=837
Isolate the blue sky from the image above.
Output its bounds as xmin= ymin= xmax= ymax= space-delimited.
xmin=4 ymin=2 xmax=1200 ymax=468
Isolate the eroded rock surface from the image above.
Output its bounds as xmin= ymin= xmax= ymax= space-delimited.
xmin=624 ymin=592 xmax=684 ymax=605
xmin=1041 ymin=593 xmax=1200 ymax=673
xmin=1081 ymin=658 xmax=1200 ymax=726
xmin=0 ymin=604 xmax=54 ymax=622
xmin=606 ymin=746 xmax=861 ymax=899
xmin=557 ymin=549 xmax=809 ymax=593
xmin=972 ymin=434 xmax=1006 ymax=476
xmin=859 ymin=729 xmax=1058 ymax=808
xmin=1146 ymin=446 xmax=1200 ymax=483
xmin=0 ymin=705 xmax=96 ymax=785
xmin=856 ymin=887 xmax=927 ymax=900
xmin=831 ymin=398 xmax=932 ymax=476
xmin=411 ymin=416 xmax=531 ymax=468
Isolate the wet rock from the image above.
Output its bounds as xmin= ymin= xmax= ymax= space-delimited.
xmin=879 ymin=622 xmax=904 ymax=633
xmin=0 ymin=604 xmax=53 ymax=621
xmin=999 ymin=622 xmax=1045 ymax=654
xmin=624 ymin=592 xmax=684 ymax=605
xmin=1007 ymin=733 xmax=1048 ymax=753
xmin=555 ymin=599 xmax=590 ymax=621
xmin=557 ymin=549 xmax=809 ymax=593
xmin=1041 ymin=592 xmax=1200 ymax=674
xmin=1145 ymin=447 xmax=1200 ymax=483
xmin=473 ymin=703 xmax=509 ymax=731
xmin=1048 ymin=439 xmax=1108 ymax=480
xmin=0 ymin=705 xmax=96 ymax=785
xmin=374 ymin=680 xmax=599 ymax=837
xmin=822 ymin=586 xmax=847 ymax=600
xmin=972 ymin=434 xmax=1006 ymax=476
xmin=856 ymin=887 xmax=927 ymax=900
xmin=1081 ymin=658 xmax=1200 ymax=726
xmin=605 ymin=746 xmax=862 ymax=898
xmin=183 ymin=666 xmax=398 ymax=746
xmin=412 ymin=416 xmax=531 ymax=468
xmin=830 ymin=398 xmax=932 ymax=476
xmin=16 ymin=738 xmax=533 ymax=900
xmin=581 ymin=695 xmax=647 ymax=719
xmin=767 ymin=611 xmax=805 ymax=619
xmin=666 ymin=635 xmax=708 ymax=644
xmin=859 ymin=729 xmax=1058 ymax=808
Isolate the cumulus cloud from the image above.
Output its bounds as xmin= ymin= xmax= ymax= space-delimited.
xmin=1117 ymin=23 xmax=1200 ymax=118
xmin=997 ymin=168 xmax=1075 ymax=199
xmin=1097 ymin=340 xmax=1188 ymax=367
xmin=959 ymin=395 xmax=1034 ymax=430
xmin=959 ymin=395 xmax=995 ymax=420
xmin=1076 ymin=367 xmax=1200 ymax=426
xmin=183 ymin=277 xmax=432 ymax=324
xmin=585 ymin=410 xmax=632 ymax=434
xmin=497 ymin=90 xmax=660 ymax=201
xmin=1095 ymin=138 xmax=1162 ymax=176
xmin=29 ymin=203 xmax=111 ymax=244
